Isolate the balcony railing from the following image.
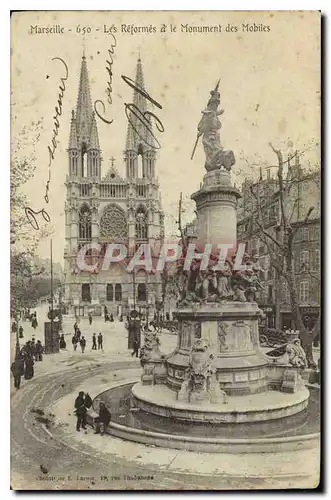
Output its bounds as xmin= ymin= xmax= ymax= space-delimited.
xmin=78 ymin=183 xmax=92 ymax=197
xmin=100 ymin=183 xmax=127 ymax=198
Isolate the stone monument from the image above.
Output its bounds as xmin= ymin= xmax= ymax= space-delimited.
xmin=132 ymin=82 xmax=310 ymax=425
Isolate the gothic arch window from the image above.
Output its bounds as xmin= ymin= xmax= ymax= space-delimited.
xmin=82 ymin=284 xmax=91 ymax=303
xmin=137 ymin=283 xmax=147 ymax=302
xmin=82 ymin=142 xmax=87 ymax=177
xmin=135 ymin=205 xmax=148 ymax=240
xmin=137 ymin=154 xmax=143 ymax=178
xmin=106 ymin=284 xmax=114 ymax=301
xmin=78 ymin=204 xmax=92 ymax=240
xmin=100 ymin=204 xmax=128 ymax=240
xmin=137 ymin=144 xmax=144 ymax=178
xmin=115 ymin=284 xmax=122 ymax=301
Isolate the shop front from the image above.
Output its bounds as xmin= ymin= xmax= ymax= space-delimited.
xmin=258 ymin=304 xmax=276 ymax=329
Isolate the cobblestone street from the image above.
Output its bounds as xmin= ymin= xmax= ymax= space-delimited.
xmin=10 ymin=306 xmax=319 ymax=490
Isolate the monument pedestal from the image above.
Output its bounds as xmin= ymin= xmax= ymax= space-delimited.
xmin=167 ymin=303 xmax=267 ymax=396
xmin=191 ymin=170 xmax=241 ymax=248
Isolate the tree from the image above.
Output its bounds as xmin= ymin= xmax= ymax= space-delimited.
xmin=244 ymin=142 xmax=320 ymax=366
xmin=11 ymin=116 xmax=51 ymax=316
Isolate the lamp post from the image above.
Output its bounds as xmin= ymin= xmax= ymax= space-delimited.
xmin=132 ymin=269 xmax=136 ymax=312
xmin=15 ymin=318 xmax=20 ymax=359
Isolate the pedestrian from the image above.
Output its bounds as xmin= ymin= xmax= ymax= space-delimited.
xmin=21 ymin=340 xmax=31 ymax=358
xmin=92 ymin=333 xmax=97 ymax=350
xmin=110 ymin=313 xmax=114 ymax=322
xmin=30 ymin=339 xmax=37 ymax=360
xmin=24 ymin=355 xmax=34 ymax=380
xmin=74 ymin=321 xmax=78 ymax=334
xmin=74 ymin=391 xmax=87 ymax=432
xmin=76 ymin=328 xmax=81 ymax=341
xmin=97 ymin=332 xmax=103 ymax=350
xmin=31 ymin=312 xmax=38 ymax=330
xmin=72 ymin=334 xmax=78 ymax=351
xmin=150 ymin=320 xmax=157 ymax=332
xmin=11 ymin=354 xmax=25 ymax=389
xmin=131 ymin=326 xmax=140 ymax=358
xmin=80 ymin=336 xmax=86 ymax=353
xmin=18 ymin=325 xmax=24 ymax=339
xmin=88 ymin=313 xmax=93 ymax=325
xmin=104 ymin=306 xmax=109 ymax=323
xmin=119 ymin=314 xmax=123 ymax=322
xmin=35 ymin=340 xmax=43 ymax=361
xmin=59 ymin=334 xmax=66 ymax=349
xmin=94 ymin=401 xmax=111 ymax=435
xmin=11 ymin=321 xmax=18 ymax=334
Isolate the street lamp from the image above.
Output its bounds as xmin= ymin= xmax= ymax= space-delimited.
xmin=15 ymin=320 xmax=20 ymax=359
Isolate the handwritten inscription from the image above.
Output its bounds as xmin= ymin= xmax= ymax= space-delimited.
xmin=121 ymin=75 xmax=164 ymax=149
xmin=94 ymin=34 xmax=117 ymax=124
xmin=25 ymin=57 xmax=68 ymax=230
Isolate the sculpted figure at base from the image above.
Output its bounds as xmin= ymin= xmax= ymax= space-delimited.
xmin=140 ymin=332 xmax=166 ymax=386
xmin=286 ymin=339 xmax=307 ymax=368
xmin=177 ymin=339 xmax=227 ymax=404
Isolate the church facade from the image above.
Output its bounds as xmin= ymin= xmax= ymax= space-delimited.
xmin=64 ymin=54 xmax=164 ymax=318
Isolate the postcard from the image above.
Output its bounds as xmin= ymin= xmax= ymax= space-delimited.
xmin=10 ymin=10 xmax=320 ymax=490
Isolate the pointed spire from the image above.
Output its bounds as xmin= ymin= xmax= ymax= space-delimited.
xmin=76 ymin=53 xmax=93 ymax=144
xmin=89 ymin=112 xmax=100 ymax=150
xmin=69 ymin=110 xmax=78 ymax=149
xmin=125 ymin=57 xmax=155 ymax=151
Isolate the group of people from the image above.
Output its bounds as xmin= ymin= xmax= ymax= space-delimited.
xmin=72 ymin=333 xmax=86 ymax=352
xmin=104 ymin=306 xmax=114 ymax=323
xmin=74 ymin=391 xmax=111 ymax=435
xmin=92 ymin=333 xmax=103 ymax=350
xmin=71 ymin=328 xmax=103 ymax=353
xmin=11 ymin=339 xmax=44 ymax=390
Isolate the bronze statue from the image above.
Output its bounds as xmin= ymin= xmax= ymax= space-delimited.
xmin=191 ymin=80 xmax=235 ymax=172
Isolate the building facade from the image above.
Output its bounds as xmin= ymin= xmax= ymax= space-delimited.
xmin=64 ymin=55 xmax=164 ymax=317
xmin=237 ymin=154 xmax=320 ymax=330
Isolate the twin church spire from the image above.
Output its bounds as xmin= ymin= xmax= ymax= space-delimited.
xmin=68 ymin=53 xmax=156 ymax=180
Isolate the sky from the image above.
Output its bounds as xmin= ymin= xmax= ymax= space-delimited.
xmin=11 ymin=10 xmax=320 ymax=264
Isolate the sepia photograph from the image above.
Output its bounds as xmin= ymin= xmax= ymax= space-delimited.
xmin=10 ymin=10 xmax=321 ymax=490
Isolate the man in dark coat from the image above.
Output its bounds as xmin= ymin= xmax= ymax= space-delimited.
xmin=92 ymin=333 xmax=97 ymax=350
xmin=80 ymin=336 xmax=86 ymax=353
xmin=21 ymin=341 xmax=32 ymax=358
xmin=24 ymin=355 xmax=34 ymax=380
xmin=59 ymin=334 xmax=66 ymax=349
xmin=30 ymin=339 xmax=37 ymax=360
xmin=11 ymin=354 xmax=25 ymax=389
xmin=31 ymin=313 xmax=38 ymax=330
xmin=18 ymin=325 xmax=24 ymax=339
xmin=72 ymin=334 xmax=78 ymax=351
xmin=74 ymin=391 xmax=87 ymax=431
xmin=35 ymin=340 xmax=43 ymax=361
xmin=97 ymin=333 xmax=103 ymax=350
xmin=131 ymin=321 xmax=141 ymax=358
xmin=88 ymin=313 xmax=93 ymax=325
xmin=94 ymin=401 xmax=111 ymax=435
